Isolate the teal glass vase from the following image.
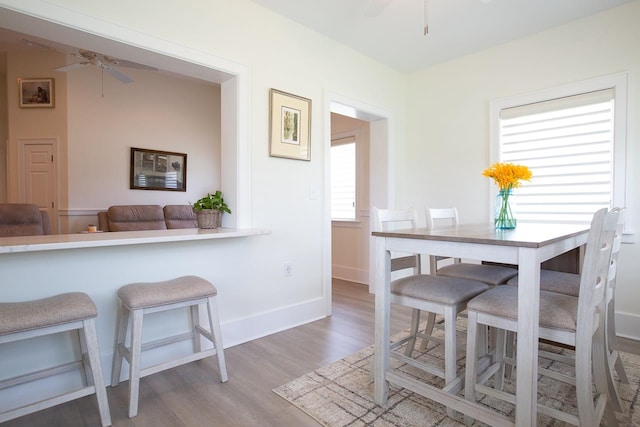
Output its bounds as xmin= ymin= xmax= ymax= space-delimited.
xmin=495 ymin=189 xmax=516 ymax=229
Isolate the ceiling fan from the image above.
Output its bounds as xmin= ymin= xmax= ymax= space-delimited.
xmin=54 ymin=49 xmax=157 ymax=84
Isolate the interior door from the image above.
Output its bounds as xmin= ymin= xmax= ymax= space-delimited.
xmin=18 ymin=139 xmax=58 ymax=233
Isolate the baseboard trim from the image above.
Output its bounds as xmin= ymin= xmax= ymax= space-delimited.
xmin=221 ymin=296 xmax=329 ymax=348
xmin=332 ymin=264 xmax=368 ymax=284
xmin=616 ymin=310 xmax=640 ymax=341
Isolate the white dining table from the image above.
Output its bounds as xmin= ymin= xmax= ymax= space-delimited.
xmin=372 ymin=222 xmax=589 ymax=426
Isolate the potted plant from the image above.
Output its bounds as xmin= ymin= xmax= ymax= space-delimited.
xmin=192 ymin=190 xmax=231 ymax=229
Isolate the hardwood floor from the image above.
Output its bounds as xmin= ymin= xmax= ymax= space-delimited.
xmin=3 ymin=279 xmax=413 ymax=427
xmin=4 ymin=279 xmax=638 ymax=427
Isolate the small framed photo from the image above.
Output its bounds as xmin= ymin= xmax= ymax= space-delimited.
xmin=19 ymin=78 xmax=55 ymax=108
xmin=269 ymin=88 xmax=311 ymax=161
xmin=130 ymin=147 xmax=187 ymax=191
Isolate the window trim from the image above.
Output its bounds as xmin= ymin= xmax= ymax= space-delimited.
xmin=489 ymin=72 xmax=628 ymax=222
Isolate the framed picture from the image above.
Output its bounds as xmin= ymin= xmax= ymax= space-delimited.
xmin=130 ymin=147 xmax=187 ymax=191
xmin=19 ymin=78 xmax=55 ymax=108
xmin=269 ymin=88 xmax=311 ymax=161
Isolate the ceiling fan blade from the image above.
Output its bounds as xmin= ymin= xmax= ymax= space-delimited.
xmin=112 ymin=59 xmax=158 ymax=71
xmin=104 ymin=66 xmax=134 ymax=84
xmin=54 ymin=62 xmax=89 ymax=72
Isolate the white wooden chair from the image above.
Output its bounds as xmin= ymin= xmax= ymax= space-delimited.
xmin=111 ymin=275 xmax=228 ymax=418
xmin=0 ymin=292 xmax=111 ymax=426
xmin=426 ymin=207 xmax=518 ymax=286
xmin=505 ymin=210 xmax=628 ymax=413
xmin=372 ymin=207 xmax=490 ymax=413
xmin=422 ymin=207 xmax=518 ymax=351
xmin=601 ymin=210 xmax=629 ymax=412
xmin=463 ymin=208 xmax=620 ymax=426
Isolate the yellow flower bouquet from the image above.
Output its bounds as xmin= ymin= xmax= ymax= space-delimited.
xmin=483 ymin=162 xmax=532 ymax=229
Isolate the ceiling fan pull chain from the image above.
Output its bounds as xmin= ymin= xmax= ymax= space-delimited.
xmin=101 ymin=68 xmax=104 ymax=98
xmin=424 ymin=0 xmax=429 ymax=35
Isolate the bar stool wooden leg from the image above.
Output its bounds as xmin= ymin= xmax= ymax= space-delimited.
xmin=206 ymin=296 xmax=228 ymax=382
xmin=111 ymin=302 xmax=128 ymax=387
xmin=83 ymin=318 xmax=112 ymax=427
xmin=128 ymin=309 xmax=144 ymax=418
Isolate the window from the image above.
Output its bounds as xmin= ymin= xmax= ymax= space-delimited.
xmin=331 ymin=136 xmax=356 ymax=220
xmin=491 ymin=73 xmax=627 ymax=225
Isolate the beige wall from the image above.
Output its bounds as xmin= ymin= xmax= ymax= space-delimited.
xmin=4 ymin=49 xmax=221 ymax=233
xmin=65 ymin=62 xmax=221 ymax=232
xmin=5 ymin=51 xmax=68 ymax=217
xmin=0 ymin=68 xmax=6 ymax=203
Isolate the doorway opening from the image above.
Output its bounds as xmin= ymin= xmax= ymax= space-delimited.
xmin=327 ymin=97 xmax=391 ymax=305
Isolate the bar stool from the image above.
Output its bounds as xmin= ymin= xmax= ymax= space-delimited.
xmin=111 ymin=275 xmax=228 ymax=418
xmin=0 ymin=292 xmax=112 ymax=426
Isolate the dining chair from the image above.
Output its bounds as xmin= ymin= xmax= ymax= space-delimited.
xmin=601 ymin=209 xmax=629 ymax=412
xmin=425 ymin=207 xmax=518 ymax=286
xmin=505 ymin=210 xmax=628 ymax=412
xmin=421 ymin=207 xmax=518 ymax=352
xmin=463 ymin=207 xmax=620 ymax=426
xmin=372 ymin=207 xmax=490 ymax=413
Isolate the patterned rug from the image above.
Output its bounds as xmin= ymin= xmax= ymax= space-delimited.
xmin=273 ymin=326 xmax=640 ymax=426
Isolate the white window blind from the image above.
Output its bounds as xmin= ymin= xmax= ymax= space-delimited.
xmin=499 ymin=89 xmax=615 ymax=225
xmin=331 ymin=138 xmax=356 ymax=220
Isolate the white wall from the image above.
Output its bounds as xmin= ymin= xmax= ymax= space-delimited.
xmin=404 ymin=1 xmax=640 ymax=338
xmin=1 ymin=0 xmax=636 ymax=345
xmin=0 ymin=0 xmax=407 ymax=344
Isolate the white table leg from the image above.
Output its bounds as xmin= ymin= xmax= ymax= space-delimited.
xmin=515 ymin=247 xmax=540 ymax=426
xmin=374 ymin=238 xmax=391 ymax=405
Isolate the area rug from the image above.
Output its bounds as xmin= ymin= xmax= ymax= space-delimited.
xmin=273 ymin=327 xmax=640 ymax=426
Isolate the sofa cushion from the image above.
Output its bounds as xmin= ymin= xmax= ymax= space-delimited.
xmin=107 ymin=205 xmax=167 ymax=231
xmin=163 ymin=205 xmax=197 ymax=229
xmin=0 ymin=203 xmax=48 ymax=237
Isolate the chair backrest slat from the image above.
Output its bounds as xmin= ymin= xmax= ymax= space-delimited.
xmin=373 ymin=207 xmax=421 ymax=274
xmin=425 ymin=207 xmax=459 ymax=229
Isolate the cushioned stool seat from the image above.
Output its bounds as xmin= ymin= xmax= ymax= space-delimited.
xmin=436 ymin=263 xmax=518 ymax=287
xmin=111 ymin=275 xmax=228 ymax=418
xmin=0 ymin=293 xmax=111 ymax=426
xmin=507 ymin=269 xmax=580 ymax=297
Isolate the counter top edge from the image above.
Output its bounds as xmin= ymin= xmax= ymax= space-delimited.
xmin=0 ymin=228 xmax=271 ymax=254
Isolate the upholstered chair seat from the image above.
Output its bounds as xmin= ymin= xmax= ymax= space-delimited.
xmin=506 ymin=269 xmax=580 ymax=297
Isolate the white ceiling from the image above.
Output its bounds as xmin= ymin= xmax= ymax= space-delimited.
xmin=250 ymin=0 xmax=634 ymax=73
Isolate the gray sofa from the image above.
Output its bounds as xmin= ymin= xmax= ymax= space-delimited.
xmin=98 ymin=205 xmax=197 ymax=231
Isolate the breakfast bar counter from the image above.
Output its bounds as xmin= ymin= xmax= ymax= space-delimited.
xmin=0 ymin=227 xmax=269 ymax=254
xmin=0 ymin=227 xmax=269 ymax=411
